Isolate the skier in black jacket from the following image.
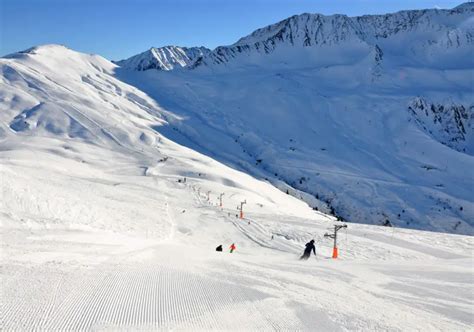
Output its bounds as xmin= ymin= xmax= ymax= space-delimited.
xmin=300 ymin=240 xmax=316 ymax=260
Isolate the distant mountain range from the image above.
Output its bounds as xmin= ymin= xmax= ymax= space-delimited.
xmin=119 ymin=2 xmax=473 ymax=71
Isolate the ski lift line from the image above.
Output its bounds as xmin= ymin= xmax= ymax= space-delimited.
xmin=202 ymin=188 xmax=338 ymax=257
xmin=185 ymin=181 xmax=339 ymax=256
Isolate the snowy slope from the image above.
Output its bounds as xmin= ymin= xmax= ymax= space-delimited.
xmin=115 ymin=46 xmax=210 ymax=71
xmin=116 ymin=3 xmax=474 ymax=235
xmin=3 ymin=140 xmax=473 ymax=331
xmin=1 ymin=43 xmax=473 ymax=331
xmin=1 ymin=44 xmax=316 ymax=230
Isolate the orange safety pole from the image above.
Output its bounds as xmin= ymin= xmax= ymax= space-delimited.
xmin=239 ymin=200 xmax=246 ymax=219
xmin=325 ymin=224 xmax=346 ymax=259
xmin=332 ymin=247 xmax=338 ymax=259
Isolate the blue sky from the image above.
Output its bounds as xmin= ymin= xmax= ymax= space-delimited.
xmin=1 ymin=0 xmax=464 ymax=60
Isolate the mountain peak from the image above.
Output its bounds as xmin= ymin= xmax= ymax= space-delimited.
xmin=3 ymin=44 xmax=70 ymax=59
xmin=454 ymin=1 xmax=474 ymax=10
xmin=115 ymin=45 xmax=211 ymax=71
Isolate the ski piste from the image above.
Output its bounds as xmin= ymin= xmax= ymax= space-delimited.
xmin=1 ymin=2 xmax=473 ymax=331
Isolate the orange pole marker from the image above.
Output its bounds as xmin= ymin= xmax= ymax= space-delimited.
xmin=239 ymin=200 xmax=246 ymax=219
xmin=332 ymin=247 xmax=338 ymax=259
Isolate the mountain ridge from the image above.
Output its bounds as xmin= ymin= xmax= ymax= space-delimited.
xmin=195 ymin=3 xmax=473 ymax=69
xmin=114 ymin=3 xmax=473 ymax=71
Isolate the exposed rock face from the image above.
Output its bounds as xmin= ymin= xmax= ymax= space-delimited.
xmin=408 ymin=98 xmax=474 ymax=154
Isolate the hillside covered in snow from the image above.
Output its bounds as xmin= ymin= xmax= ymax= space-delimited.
xmin=1 ymin=3 xmax=474 ymax=330
xmin=115 ymin=3 xmax=474 ymax=234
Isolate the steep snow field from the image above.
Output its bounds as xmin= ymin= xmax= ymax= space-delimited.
xmin=115 ymin=4 xmax=474 ymax=234
xmin=1 ymin=44 xmax=473 ymax=330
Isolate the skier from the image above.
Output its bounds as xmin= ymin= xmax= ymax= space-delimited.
xmin=216 ymin=245 xmax=223 ymax=252
xmin=300 ymin=239 xmax=316 ymax=260
xmin=229 ymin=243 xmax=236 ymax=253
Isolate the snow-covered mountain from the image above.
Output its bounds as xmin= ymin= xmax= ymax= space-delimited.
xmin=1 ymin=3 xmax=473 ymax=237
xmin=115 ymin=46 xmax=210 ymax=71
xmin=115 ymin=3 xmax=474 ymax=234
xmin=193 ymin=3 xmax=473 ymax=70
xmin=1 ymin=6 xmax=474 ymax=331
xmin=0 ymin=43 xmax=317 ymax=231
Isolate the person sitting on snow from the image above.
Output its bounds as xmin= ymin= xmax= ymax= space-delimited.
xmin=300 ymin=239 xmax=316 ymax=260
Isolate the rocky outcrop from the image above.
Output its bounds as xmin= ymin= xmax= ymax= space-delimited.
xmin=408 ymin=97 xmax=474 ymax=154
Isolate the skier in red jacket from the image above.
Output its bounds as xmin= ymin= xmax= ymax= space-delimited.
xmin=229 ymin=243 xmax=236 ymax=253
